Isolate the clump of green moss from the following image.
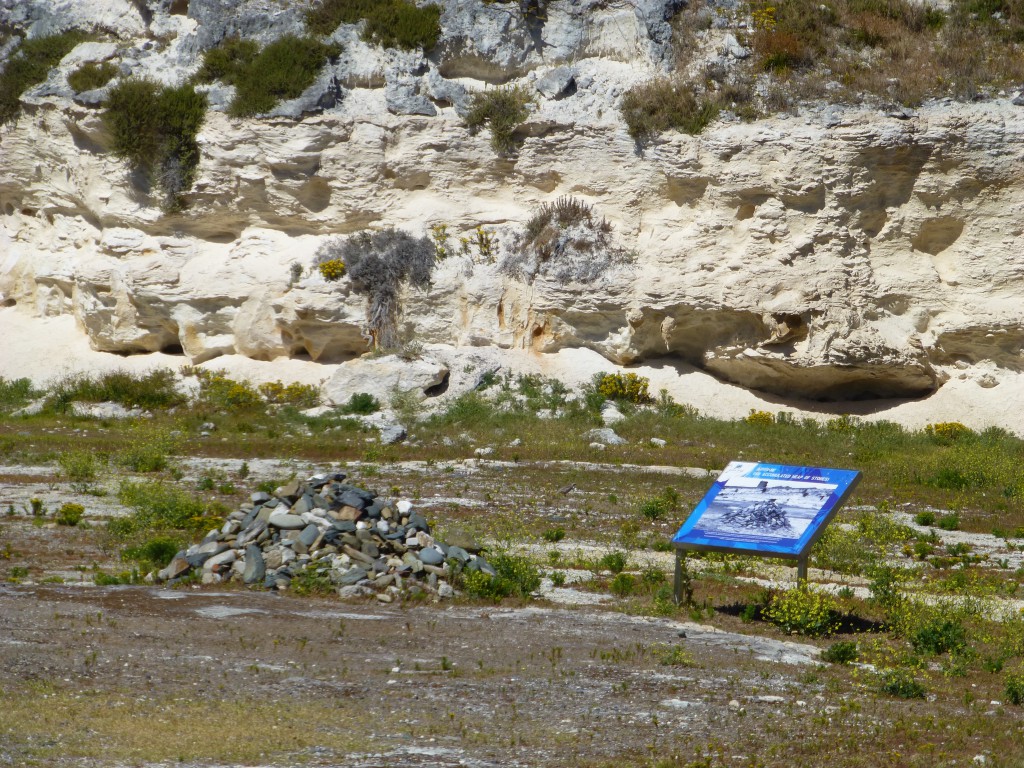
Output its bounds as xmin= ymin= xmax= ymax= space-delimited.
xmin=102 ymin=78 xmax=207 ymax=210
xmin=0 ymin=31 xmax=87 ymax=124
xmin=67 ymin=60 xmax=119 ymax=92
xmin=195 ymin=35 xmax=340 ymax=118
xmin=306 ymin=0 xmax=441 ymax=50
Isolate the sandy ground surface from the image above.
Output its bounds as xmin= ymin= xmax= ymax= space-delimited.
xmin=3 ymin=308 xmax=1023 ymax=434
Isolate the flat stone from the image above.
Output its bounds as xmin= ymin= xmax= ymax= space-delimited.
xmin=268 ymin=512 xmax=306 ymax=530
xmin=204 ymin=549 xmax=237 ymax=573
xmin=298 ymin=524 xmax=321 ymax=548
xmin=418 ymin=547 xmax=445 ymax=566
xmin=158 ymin=555 xmax=191 ymax=582
xmin=446 ymin=545 xmax=470 ymax=563
xmin=379 ymin=424 xmax=407 ymax=444
xmin=339 ymin=566 xmax=367 ymax=586
xmin=438 ymin=582 xmax=455 ymax=599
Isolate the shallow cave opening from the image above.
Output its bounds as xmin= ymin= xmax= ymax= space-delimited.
xmin=160 ymin=343 xmax=185 ymax=356
xmin=424 ymin=371 xmax=450 ymax=398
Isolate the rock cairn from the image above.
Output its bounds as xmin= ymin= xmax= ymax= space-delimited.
xmin=720 ymin=499 xmax=795 ymax=534
xmin=156 ymin=473 xmax=494 ymax=601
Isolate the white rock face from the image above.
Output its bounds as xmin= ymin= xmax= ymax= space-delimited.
xmin=321 ymin=355 xmax=449 ymax=406
xmin=1 ymin=0 xmax=1023 ymax=413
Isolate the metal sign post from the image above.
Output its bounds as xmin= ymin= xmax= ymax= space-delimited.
xmin=671 ymin=462 xmax=861 ymax=603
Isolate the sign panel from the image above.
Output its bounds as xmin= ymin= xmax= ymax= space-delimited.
xmin=672 ymin=461 xmax=861 ymax=558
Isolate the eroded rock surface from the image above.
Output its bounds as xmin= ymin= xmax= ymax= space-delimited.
xmin=1 ymin=0 xmax=1023 ymax=402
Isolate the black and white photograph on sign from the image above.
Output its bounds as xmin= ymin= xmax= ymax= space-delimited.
xmin=695 ymin=463 xmax=837 ymax=544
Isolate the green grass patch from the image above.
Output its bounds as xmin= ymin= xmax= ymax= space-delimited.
xmin=67 ymin=60 xmax=118 ymax=92
xmin=305 ymin=0 xmax=441 ymax=50
xmin=46 ymin=369 xmax=185 ymax=412
xmin=0 ymin=31 xmax=87 ymax=124
xmin=110 ymin=480 xmax=211 ymax=538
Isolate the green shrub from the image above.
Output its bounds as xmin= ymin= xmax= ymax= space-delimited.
xmin=620 ymin=77 xmax=719 ymax=144
xmin=225 ymin=35 xmax=341 ymax=118
xmin=610 ymin=573 xmax=635 ymax=597
xmin=762 ymin=586 xmax=841 ymax=637
xmin=599 ymin=551 xmax=628 ymax=574
xmin=879 ymin=669 xmax=927 ymax=699
xmin=58 ymin=450 xmax=100 ymax=486
xmin=822 ymin=640 xmax=859 ymax=664
xmin=306 ymin=0 xmax=442 ymax=50
xmin=0 ymin=31 xmax=87 ymax=124
xmin=290 ymin=566 xmax=336 ymax=596
xmin=340 ymin=391 xmax=381 ymax=415
xmin=462 ymin=554 xmax=541 ymax=600
xmin=0 ymin=377 xmax=36 ymax=409
xmin=118 ymin=429 xmax=178 ymax=473
xmin=464 ymin=85 xmax=533 ymax=155
xmin=194 ymin=37 xmax=259 ymax=84
xmin=542 ymin=527 xmax=566 ymax=543
xmin=926 ymin=421 xmax=974 ymax=443
xmin=914 ymin=511 xmax=936 ymax=526
xmin=596 ymin=372 xmax=652 ymax=404
xmin=111 ymin=480 xmax=209 ymax=537
xmin=121 ymin=535 xmax=181 ymax=571
xmin=937 ymin=513 xmax=961 ymax=531
xmin=910 ymin=616 xmax=968 ymax=655
xmin=55 ymin=502 xmax=85 ymax=527
xmin=67 ymin=60 xmax=118 ymax=92
xmin=1006 ymin=669 xmax=1024 ymax=705
xmin=102 ymin=79 xmax=207 ymax=210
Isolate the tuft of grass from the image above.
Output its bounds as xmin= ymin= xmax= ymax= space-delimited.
xmin=0 ymin=31 xmax=87 ymax=124
xmin=222 ymin=35 xmax=341 ymax=118
xmin=464 ymin=85 xmax=533 ymax=155
xmin=67 ymin=60 xmax=118 ymax=92
xmin=1007 ymin=669 xmax=1024 ymax=705
xmin=822 ymin=640 xmax=859 ymax=664
xmin=121 ymin=535 xmax=181 ymax=571
xmin=619 ymin=77 xmax=719 ymax=144
xmin=0 ymin=377 xmax=37 ymax=410
xmin=306 ymin=0 xmax=441 ymax=50
xmin=879 ymin=668 xmax=927 ymax=699
xmin=194 ymin=37 xmax=259 ymax=85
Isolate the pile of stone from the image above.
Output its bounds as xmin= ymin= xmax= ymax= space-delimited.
xmin=155 ymin=473 xmax=495 ymax=602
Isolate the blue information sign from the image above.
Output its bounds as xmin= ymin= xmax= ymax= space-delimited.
xmin=672 ymin=461 xmax=861 ymax=558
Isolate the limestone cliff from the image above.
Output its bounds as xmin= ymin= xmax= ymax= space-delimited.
xmin=2 ymin=0 xmax=1023 ymax=405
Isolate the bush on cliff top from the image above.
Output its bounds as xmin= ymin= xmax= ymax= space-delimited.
xmin=306 ymin=0 xmax=442 ymax=50
xmin=103 ymin=78 xmax=207 ymax=210
xmin=196 ymin=35 xmax=340 ymax=118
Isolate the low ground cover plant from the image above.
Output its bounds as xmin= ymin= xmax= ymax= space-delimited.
xmin=67 ymin=60 xmax=118 ymax=92
xmin=0 ymin=31 xmax=87 ymax=124
xmin=761 ymin=585 xmax=841 ymax=636
xmin=111 ymin=480 xmax=211 ymax=538
xmin=46 ymin=369 xmax=185 ymax=412
xmin=461 ymin=553 xmax=541 ymax=600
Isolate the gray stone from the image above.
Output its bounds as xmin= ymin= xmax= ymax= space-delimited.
xmin=338 ymin=566 xmax=368 ymax=586
xmin=385 ymin=77 xmax=437 ymax=116
xmin=438 ymin=582 xmax=455 ymax=599
xmin=535 ymin=66 xmax=575 ymax=99
xmin=290 ymin=495 xmax=312 ymax=516
xmin=379 ymin=424 xmax=407 ymax=444
xmin=586 ymin=427 xmax=627 ymax=445
xmin=268 ymin=512 xmax=306 ymax=530
xmin=298 ymin=524 xmax=321 ymax=548
xmin=1013 ymin=92 xmax=1024 ymax=107
xmin=204 ymin=549 xmax=237 ymax=573
xmin=722 ymin=33 xmax=750 ymax=59
xmin=242 ymin=544 xmax=265 ymax=584
xmin=158 ymin=555 xmax=191 ymax=582
xmin=418 ymin=547 xmax=445 ymax=566
xmin=446 ymin=546 xmax=470 ymax=564
xmin=338 ymin=584 xmax=372 ymax=599
xmin=70 ymin=401 xmax=142 ymax=419
xmin=650 ymin=437 xmax=667 ymax=448
xmin=601 ymin=401 xmax=625 ymax=425
xmin=425 ymin=68 xmax=472 ymax=116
